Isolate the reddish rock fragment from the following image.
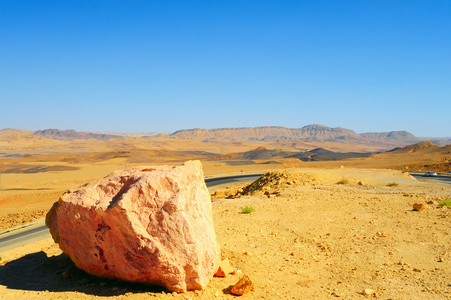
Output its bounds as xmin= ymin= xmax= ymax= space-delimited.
xmin=231 ymin=275 xmax=254 ymax=296
xmin=214 ymin=258 xmax=233 ymax=277
xmin=413 ymin=203 xmax=427 ymax=211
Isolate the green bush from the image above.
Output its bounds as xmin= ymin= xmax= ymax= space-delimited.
xmin=386 ymin=182 xmax=399 ymax=187
xmin=241 ymin=206 xmax=255 ymax=214
xmin=439 ymin=199 xmax=451 ymax=206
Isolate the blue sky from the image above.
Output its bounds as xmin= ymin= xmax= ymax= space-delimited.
xmin=1 ymin=1 xmax=450 ymax=137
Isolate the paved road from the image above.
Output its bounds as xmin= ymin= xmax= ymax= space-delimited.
xmin=409 ymin=172 xmax=451 ymax=185
xmin=205 ymin=173 xmax=262 ymax=188
xmin=0 ymin=223 xmax=50 ymax=252
xmin=0 ymin=174 xmax=262 ymax=253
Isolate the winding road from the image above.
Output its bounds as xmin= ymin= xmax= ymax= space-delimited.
xmin=408 ymin=172 xmax=451 ymax=184
xmin=0 ymin=173 xmax=262 ymax=253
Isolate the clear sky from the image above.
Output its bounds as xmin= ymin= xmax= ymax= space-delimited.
xmin=1 ymin=1 xmax=450 ymax=137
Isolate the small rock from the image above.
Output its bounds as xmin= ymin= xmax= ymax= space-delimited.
xmin=358 ymin=181 xmax=364 ymax=186
xmin=376 ymin=231 xmax=389 ymax=237
xmin=214 ymin=291 xmax=220 ymax=297
xmin=331 ymin=291 xmax=342 ymax=297
xmin=363 ymin=288 xmax=377 ymax=296
xmin=231 ymin=275 xmax=254 ymax=296
xmin=413 ymin=203 xmax=427 ymax=212
xmin=112 ymin=287 xmax=119 ymax=292
xmin=214 ymin=258 xmax=233 ymax=277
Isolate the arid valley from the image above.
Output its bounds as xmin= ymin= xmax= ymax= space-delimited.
xmin=0 ymin=125 xmax=450 ymax=299
xmin=3 ymin=1 xmax=451 ymax=299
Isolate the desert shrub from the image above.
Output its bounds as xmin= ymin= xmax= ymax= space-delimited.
xmin=336 ymin=179 xmax=349 ymax=185
xmin=241 ymin=206 xmax=255 ymax=214
xmin=386 ymin=182 xmax=399 ymax=187
xmin=439 ymin=199 xmax=451 ymax=206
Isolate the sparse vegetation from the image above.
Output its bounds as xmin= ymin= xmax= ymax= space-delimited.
xmin=387 ymin=182 xmax=399 ymax=187
xmin=336 ymin=179 xmax=350 ymax=185
xmin=439 ymin=199 xmax=451 ymax=206
xmin=241 ymin=206 xmax=255 ymax=214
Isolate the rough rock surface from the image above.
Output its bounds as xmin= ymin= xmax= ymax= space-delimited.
xmin=231 ymin=275 xmax=254 ymax=295
xmin=46 ymin=160 xmax=220 ymax=292
xmin=212 ymin=170 xmax=318 ymax=200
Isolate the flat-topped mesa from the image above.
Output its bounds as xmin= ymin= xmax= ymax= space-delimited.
xmin=46 ymin=160 xmax=220 ymax=293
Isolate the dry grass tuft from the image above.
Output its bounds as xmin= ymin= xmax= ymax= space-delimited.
xmin=336 ymin=179 xmax=350 ymax=185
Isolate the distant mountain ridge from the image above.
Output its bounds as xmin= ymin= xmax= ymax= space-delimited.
xmin=86 ymin=131 xmax=164 ymax=138
xmin=172 ymin=125 xmax=369 ymax=143
xmin=0 ymin=128 xmax=34 ymax=138
xmin=171 ymin=125 xmax=431 ymax=146
xmin=360 ymin=131 xmax=421 ymax=144
xmin=1 ymin=125 xmax=450 ymax=147
xmin=171 ymin=125 xmax=451 ymax=147
xmin=32 ymin=129 xmax=119 ymax=141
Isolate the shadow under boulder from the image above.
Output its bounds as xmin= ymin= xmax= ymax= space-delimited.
xmin=0 ymin=251 xmax=167 ymax=296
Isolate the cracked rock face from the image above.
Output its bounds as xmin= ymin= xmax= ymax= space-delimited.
xmin=46 ymin=160 xmax=220 ymax=292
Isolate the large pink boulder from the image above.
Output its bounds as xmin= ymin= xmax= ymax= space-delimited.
xmin=46 ymin=160 xmax=220 ymax=292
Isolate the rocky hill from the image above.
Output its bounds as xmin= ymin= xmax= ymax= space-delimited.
xmin=0 ymin=128 xmax=34 ymax=139
xmin=360 ymin=131 xmax=421 ymax=144
xmin=390 ymin=141 xmax=451 ymax=156
xmin=217 ymin=146 xmax=374 ymax=162
xmin=390 ymin=141 xmax=441 ymax=153
xmin=288 ymin=148 xmax=373 ymax=161
xmin=438 ymin=144 xmax=451 ymax=155
xmin=32 ymin=129 xmax=119 ymax=141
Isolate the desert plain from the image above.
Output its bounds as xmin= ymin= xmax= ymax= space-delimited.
xmin=0 ymin=127 xmax=450 ymax=299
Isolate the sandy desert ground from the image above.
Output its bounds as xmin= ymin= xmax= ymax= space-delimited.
xmin=0 ymin=164 xmax=450 ymax=299
xmin=0 ymin=133 xmax=450 ymax=299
